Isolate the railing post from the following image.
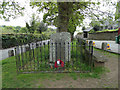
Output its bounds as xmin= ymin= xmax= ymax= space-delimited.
xmin=23 ymin=39 xmax=27 ymax=70
xmin=32 ymin=43 xmax=35 ymax=70
xmin=76 ymin=41 xmax=77 ymax=68
xmin=40 ymin=42 xmax=42 ymax=68
xmin=21 ymin=40 xmax=24 ymax=70
xmin=28 ymin=43 xmax=32 ymax=70
xmin=72 ymin=42 xmax=74 ymax=68
xmin=51 ymin=42 xmax=53 ymax=64
xmin=25 ymin=44 xmax=29 ymax=70
xmin=17 ymin=46 xmax=21 ymax=71
xmin=91 ymin=44 xmax=93 ymax=71
xmin=64 ymin=42 xmax=65 ymax=70
xmin=36 ymin=43 xmax=39 ymax=70
xmin=68 ymin=42 xmax=69 ymax=64
xmin=89 ymin=41 xmax=93 ymax=72
xmin=55 ymin=42 xmax=57 ymax=70
xmin=48 ymin=41 xmax=50 ymax=69
xmin=15 ymin=47 xmax=18 ymax=73
xmin=60 ymin=42 xmax=61 ymax=60
xmin=43 ymin=42 xmax=46 ymax=68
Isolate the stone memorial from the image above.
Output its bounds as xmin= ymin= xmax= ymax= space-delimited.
xmin=25 ymin=45 xmax=30 ymax=51
xmin=50 ymin=32 xmax=71 ymax=62
xmin=101 ymin=42 xmax=107 ymax=50
xmin=8 ymin=50 xmax=14 ymax=57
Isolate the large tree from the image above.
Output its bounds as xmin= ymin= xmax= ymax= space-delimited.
xmin=37 ymin=21 xmax=48 ymax=34
xmin=26 ymin=13 xmax=40 ymax=33
xmin=30 ymin=1 xmax=116 ymax=36
xmin=29 ymin=2 xmax=96 ymax=39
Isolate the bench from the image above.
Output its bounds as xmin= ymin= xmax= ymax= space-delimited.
xmin=93 ymin=50 xmax=108 ymax=67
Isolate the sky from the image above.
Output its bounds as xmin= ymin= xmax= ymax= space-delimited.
xmin=0 ymin=0 xmax=117 ymax=31
xmin=0 ymin=0 xmax=42 ymax=27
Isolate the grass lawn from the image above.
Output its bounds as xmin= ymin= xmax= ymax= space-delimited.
xmin=1 ymin=48 xmax=109 ymax=88
xmin=93 ymin=47 xmax=119 ymax=57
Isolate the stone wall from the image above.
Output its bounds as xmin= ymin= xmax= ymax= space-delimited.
xmin=88 ymin=31 xmax=118 ymax=40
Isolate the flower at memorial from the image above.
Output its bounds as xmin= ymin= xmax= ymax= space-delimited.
xmin=54 ymin=59 xmax=64 ymax=68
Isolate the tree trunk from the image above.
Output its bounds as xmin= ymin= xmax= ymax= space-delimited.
xmin=57 ymin=2 xmax=73 ymax=32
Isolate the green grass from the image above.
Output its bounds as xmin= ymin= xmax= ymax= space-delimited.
xmin=93 ymin=47 xmax=119 ymax=57
xmin=1 ymin=55 xmax=109 ymax=88
xmin=38 ymin=84 xmax=45 ymax=88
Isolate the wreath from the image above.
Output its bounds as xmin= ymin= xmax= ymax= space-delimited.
xmin=54 ymin=59 xmax=64 ymax=68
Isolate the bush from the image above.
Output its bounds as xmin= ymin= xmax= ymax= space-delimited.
xmin=88 ymin=29 xmax=95 ymax=33
xmin=2 ymin=33 xmax=50 ymax=49
xmin=93 ymin=25 xmax=101 ymax=31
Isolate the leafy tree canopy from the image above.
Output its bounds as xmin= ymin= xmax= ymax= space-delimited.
xmin=0 ymin=1 xmax=25 ymax=21
xmin=26 ymin=13 xmax=40 ymax=33
xmin=82 ymin=26 xmax=86 ymax=31
xmin=0 ymin=0 xmax=117 ymax=36
xmin=115 ymin=1 xmax=120 ymax=20
xmin=37 ymin=21 xmax=48 ymax=34
xmin=19 ymin=27 xmax=28 ymax=33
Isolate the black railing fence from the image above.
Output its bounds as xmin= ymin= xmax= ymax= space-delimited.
xmin=15 ymin=39 xmax=94 ymax=73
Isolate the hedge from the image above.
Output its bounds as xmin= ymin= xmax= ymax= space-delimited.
xmin=2 ymin=33 xmax=50 ymax=49
xmin=89 ymin=29 xmax=118 ymax=33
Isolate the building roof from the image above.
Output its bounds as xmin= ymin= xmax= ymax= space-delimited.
xmin=83 ymin=27 xmax=93 ymax=32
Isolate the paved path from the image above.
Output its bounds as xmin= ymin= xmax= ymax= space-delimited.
xmin=0 ymin=40 xmax=50 ymax=61
xmin=88 ymin=40 xmax=120 ymax=54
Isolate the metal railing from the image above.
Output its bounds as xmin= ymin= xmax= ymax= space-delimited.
xmin=15 ymin=39 xmax=94 ymax=73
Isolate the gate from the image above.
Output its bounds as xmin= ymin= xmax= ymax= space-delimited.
xmin=15 ymin=39 xmax=94 ymax=73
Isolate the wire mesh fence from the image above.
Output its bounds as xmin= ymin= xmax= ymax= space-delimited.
xmin=15 ymin=39 xmax=94 ymax=73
